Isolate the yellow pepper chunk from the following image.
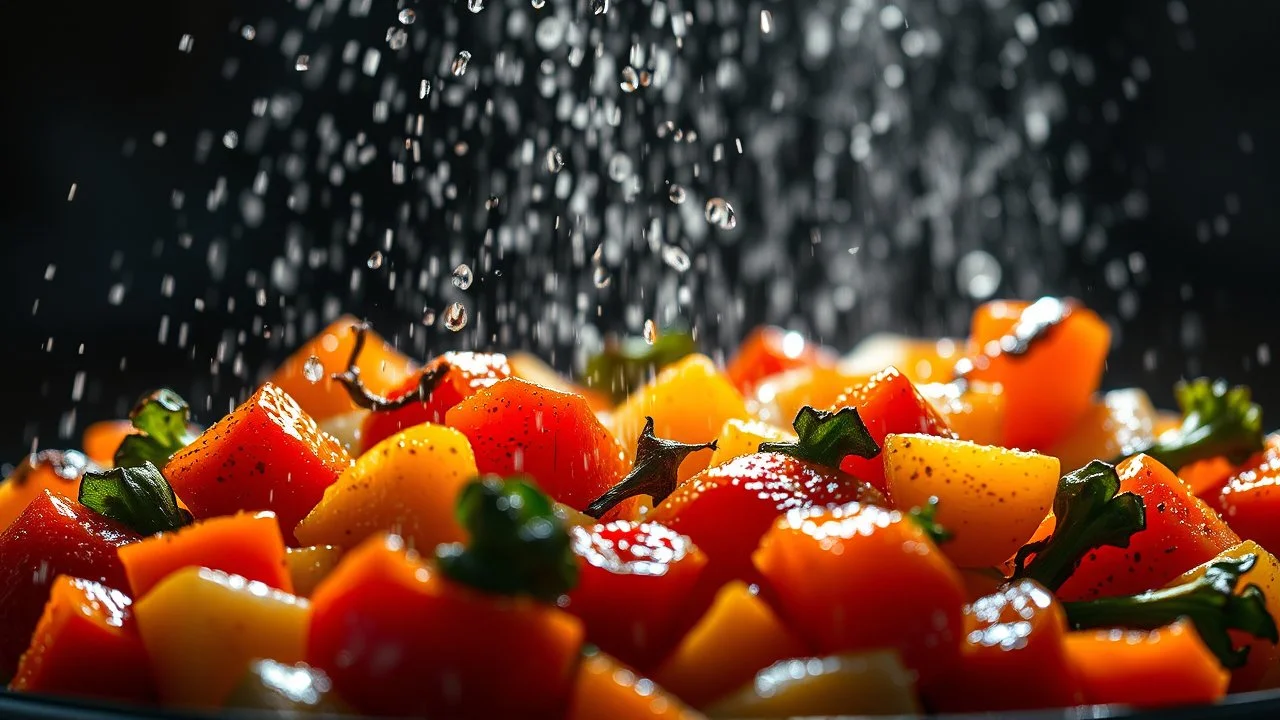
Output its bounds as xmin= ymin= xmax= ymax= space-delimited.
xmin=609 ymin=355 xmax=750 ymax=482
xmin=705 ymin=649 xmax=921 ymax=717
xmin=654 ymin=581 xmax=808 ymax=709
xmin=285 ymin=545 xmax=344 ymax=598
xmin=133 ymin=567 xmax=309 ymax=708
xmin=294 ymin=424 xmax=475 ymax=554
xmin=883 ymin=433 xmax=1060 ymax=569
xmin=707 ymin=419 xmax=796 ymax=469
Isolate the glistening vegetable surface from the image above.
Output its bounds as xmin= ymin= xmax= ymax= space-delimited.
xmin=3 ymin=296 xmax=1280 ymax=718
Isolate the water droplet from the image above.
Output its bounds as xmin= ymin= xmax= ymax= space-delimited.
xmin=661 ymin=245 xmax=691 ymax=273
xmin=387 ymin=28 xmax=408 ymax=50
xmin=303 ymin=356 xmax=324 ymax=383
xmin=398 ymin=9 xmax=416 ymax=24
xmin=452 ymin=263 xmax=474 ymax=290
xmin=422 ymin=308 xmax=437 ymax=326
xmin=667 ymin=184 xmax=687 ymax=204
xmin=956 ymin=250 xmax=1003 ymax=299
xmin=607 ymin=154 xmax=633 ymax=182
xmin=451 ymin=51 xmax=472 ymax=77
xmin=240 ymin=25 xmax=257 ymax=41
xmin=620 ymin=66 xmax=640 ymax=92
xmin=593 ymin=266 xmax=612 ymax=288
xmin=222 ymin=131 xmax=239 ymax=149
xmin=419 ymin=79 xmax=432 ymax=99
xmin=643 ymin=320 xmax=658 ymax=344
xmin=704 ymin=198 xmax=737 ymax=230
xmin=444 ymin=303 xmax=469 ymax=332
xmin=367 ymin=251 xmax=384 ymax=269
xmin=532 ymin=0 xmax=545 ymax=8
xmin=468 ymin=0 xmax=485 ymax=13
xmin=294 ymin=55 xmax=311 ymax=72
xmin=546 ymin=146 xmax=564 ymax=173
xmin=760 ymin=10 xmax=773 ymax=34
xmin=592 ymin=0 xmax=609 ymax=15
xmin=178 ymin=34 xmax=195 ymax=53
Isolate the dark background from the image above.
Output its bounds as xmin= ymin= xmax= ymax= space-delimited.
xmin=1 ymin=1 xmax=1277 ymax=459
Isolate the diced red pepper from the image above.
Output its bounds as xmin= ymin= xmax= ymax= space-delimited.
xmin=726 ymin=326 xmax=836 ymax=395
xmin=307 ymin=534 xmax=584 ymax=718
xmin=927 ymin=579 xmax=1081 ymax=712
xmin=565 ymin=521 xmax=713 ymax=672
xmin=828 ymin=366 xmax=953 ymax=494
xmin=0 ymin=490 xmax=140 ymax=678
xmin=446 ymin=378 xmax=631 ymax=514
xmin=360 ymin=352 xmax=511 ymax=451
xmin=11 ymin=576 xmax=155 ymax=704
xmin=1050 ymin=454 xmax=1240 ymax=601
xmin=646 ymin=452 xmax=884 ymax=585
xmin=1215 ymin=439 xmax=1280 ymax=557
xmin=163 ymin=383 xmax=351 ymax=544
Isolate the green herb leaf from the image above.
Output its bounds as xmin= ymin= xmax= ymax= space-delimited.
xmin=78 ymin=462 xmax=193 ymax=535
xmin=435 ymin=475 xmax=578 ymax=602
xmin=1063 ymin=554 xmax=1279 ymax=669
xmin=1121 ymin=378 xmax=1264 ymax=472
xmin=113 ymin=389 xmax=200 ymax=469
xmin=758 ymin=406 xmax=880 ymax=468
xmin=582 ymin=330 xmax=695 ymax=403
xmin=584 ymin=417 xmax=717 ymax=519
xmin=1012 ymin=460 xmax=1146 ymax=592
xmin=907 ymin=496 xmax=953 ymax=545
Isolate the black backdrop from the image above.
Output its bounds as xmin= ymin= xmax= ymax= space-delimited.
xmin=1 ymin=1 xmax=1278 ymax=460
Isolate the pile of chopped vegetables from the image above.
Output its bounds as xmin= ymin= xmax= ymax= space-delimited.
xmin=4 ymin=297 xmax=1280 ymax=718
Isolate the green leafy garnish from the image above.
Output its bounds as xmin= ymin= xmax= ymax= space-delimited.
xmin=113 ymin=389 xmax=200 ymax=469
xmin=1063 ymin=554 xmax=1279 ymax=669
xmin=1120 ymin=378 xmax=1264 ymax=472
xmin=758 ymin=406 xmax=880 ymax=468
xmin=435 ymin=475 xmax=578 ymax=602
xmin=1012 ymin=460 xmax=1146 ymax=592
xmin=582 ymin=330 xmax=695 ymax=403
xmin=907 ymin=497 xmax=953 ymax=545
xmin=584 ymin=417 xmax=717 ymax=519
xmin=78 ymin=462 xmax=193 ymax=535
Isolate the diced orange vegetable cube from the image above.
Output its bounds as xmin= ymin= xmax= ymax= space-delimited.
xmin=0 ymin=450 xmax=94 ymax=532
xmin=81 ymin=421 xmax=137 ymax=467
xmin=1063 ymin=620 xmax=1229 ymax=708
xmin=266 ymin=315 xmax=417 ymax=421
xmin=11 ymin=576 xmax=155 ymax=705
xmin=653 ymin=581 xmax=809 ymax=708
xmin=966 ymin=299 xmax=1111 ymax=451
xmin=119 ymin=512 xmax=292 ymax=598
xmin=567 ymin=650 xmax=705 ymax=720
